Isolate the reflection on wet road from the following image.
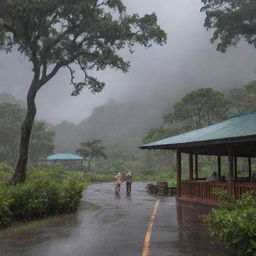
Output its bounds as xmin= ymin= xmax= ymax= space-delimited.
xmin=0 ymin=182 xmax=230 ymax=256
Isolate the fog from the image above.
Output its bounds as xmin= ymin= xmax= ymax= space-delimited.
xmin=1 ymin=0 xmax=256 ymax=124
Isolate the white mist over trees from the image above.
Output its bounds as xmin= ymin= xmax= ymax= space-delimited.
xmin=1 ymin=0 xmax=256 ymax=125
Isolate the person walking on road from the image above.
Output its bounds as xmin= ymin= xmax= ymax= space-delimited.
xmin=125 ymin=170 xmax=133 ymax=195
xmin=115 ymin=172 xmax=123 ymax=195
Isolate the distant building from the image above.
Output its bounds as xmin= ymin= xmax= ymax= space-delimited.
xmin=46 ymin=153 xmax=84 ymax=171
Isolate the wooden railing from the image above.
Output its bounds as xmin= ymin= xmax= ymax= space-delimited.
xmin=231 ymin=183 xmax=256 ymax=199
xmin=179 ymin=181 xmax=256 ymax=201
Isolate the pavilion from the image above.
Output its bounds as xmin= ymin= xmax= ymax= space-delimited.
xmin=139 ymin=113 xmax=256 ymax=205
xmin=45 ymin=153 xmax=84 ymax=171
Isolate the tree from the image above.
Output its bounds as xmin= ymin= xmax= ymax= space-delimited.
xmin=228 ymin=80 xmax=256 ymax=113
xmin=0 ymin=0 xmax=167 ymax=183
xmin=201 ymin=0 xmax=256 ymax=52
xmin=0 ymin=103 xmax=54 ymax=165
xmin=29 ymin=122 xmax=55 ymax=164
xmin=143 ymin=88 xmax=231 ymax=178
xmin=76 ymin=140 xmax=107 ymax=172
xmin=143 ymin=88 xmax=230 ymax=141
xmin=171 ymin=88 xmax=230 ymax=130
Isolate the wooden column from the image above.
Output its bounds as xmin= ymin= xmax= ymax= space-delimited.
xmin=176 ymin=150 xmax=182 ymax=197
xmin=248 ymin=157 xmax=252 ymax=182
xmin=228 ymin=147 xmax=234 ymax=183
xmin=217 ymin=156 xmax=221 ymax=180
xmin=228 ymin=148 xmax=234 ymax=196
xmin=189 ymin=153 xmax=193 ymax=181
xmin=195 ymin=155 xmax=198 ymax=179
xmin=234 ymin=157 xmax=237 ymax=181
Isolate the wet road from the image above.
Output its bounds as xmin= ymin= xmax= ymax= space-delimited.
xmin=0 ymin=182 xmax=230 ymax=256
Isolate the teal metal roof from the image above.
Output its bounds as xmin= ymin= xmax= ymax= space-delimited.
xmin=140 ymin=113 xmax=256 ymax=150
xmin=46 ymin=154 xmax=84 ymax=160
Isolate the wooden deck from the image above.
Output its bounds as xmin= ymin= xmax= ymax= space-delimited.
xmin=177 ymin=180 xmax=256 ymax=205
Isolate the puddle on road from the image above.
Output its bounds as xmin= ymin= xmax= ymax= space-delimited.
xmin=174 ymin=202 xmax=231 ymax=256
xmin=0 ymin=201 xmax=101 ymax=237
xmin=144 ymin=197 xmax=157 ymax=201
xmin=80 ymin=201 xmax=101 ymax=211
xmin=0 ymin=183 xmax=230 ymax=256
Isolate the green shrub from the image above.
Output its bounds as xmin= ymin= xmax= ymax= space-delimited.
xmin=0 ymin=162 xmax=12 ymax=186
xmin=8 ymin=176 xmax=60 ymax=219
xmin=57 ymin=175 xmax=85 ymax=213
xmin=0 ymin=167 xmax=87 ymax=228
xmin=0 ymin=188 xmax=13 ymax=228
xmin=85 ymin=173 xmax=113 ymax=182
xmin=204 ymin=190 xmax=256 ymax=256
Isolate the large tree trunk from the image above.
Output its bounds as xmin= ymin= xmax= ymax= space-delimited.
xmin=11 ymin=80 xmax=39 ymax=184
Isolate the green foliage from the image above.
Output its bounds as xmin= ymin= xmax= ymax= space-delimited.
xmin=0 ymin=103 xmax=54 ymax=165
xmin=0 ymin=165 xmax=87 ymax=228
xmin=29 ymin=122 xmax=55 ymax=164
xmin=0 ymin=92 xmax=26 ymax=107
xmin=228 ymin=80 xmax=256 ymax=113
xmin=142 ymin=88 xmax=230 ymax=175
xmin=172 ymin=88 xmax=230 ymax=130
xmin=201 ymin=0 xmax=256 ymax=52
xmin=143 ymin=126 xmax=174 ymax=144
xmin=85 ymin=172 xmax=114 ymax=183
xmin=0 ymin=162 xmax=12 ymax=185
xmin=144 ymin=88 xmax=230 ymax=145
xmin=76 ymin=139 xmax=107 ymax=172
xmin=204 ymin=190 xmax=256 ymax=256
xmin=0 ymin=191 xmax=13 ymax=228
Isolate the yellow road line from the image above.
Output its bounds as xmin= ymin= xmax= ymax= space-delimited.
xmin=142 ymin=199 xmax=160 ymax=256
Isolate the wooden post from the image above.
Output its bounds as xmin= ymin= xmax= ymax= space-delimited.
xmin=217 ymin=156 xmax=221 ymax=180
xmin=248 ymin=157 xmax=252 ymax=182
xmin=189 ymin=153 xmax=193 ymax=181
xmin=228 ymin=147 xmax=234 ymax=196
xmin=234 ymin=157 xmax=237 ymax=181
xmin=195 ymin=155 xmax=198 ymax=179
xmin=176 ymin=150 xmax=182 ymax=197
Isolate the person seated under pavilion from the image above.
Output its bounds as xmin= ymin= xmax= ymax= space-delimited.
xmin=207 ymin=171 xmax=218 ymax=182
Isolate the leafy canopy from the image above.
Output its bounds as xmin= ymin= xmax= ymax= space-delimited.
xmin=144 ymin=88 xmax=230 ymax=144
xmin=76 ymin=139 xmax=107 ymax=171
xmin=172 ymin=88 xmax=230 ymax=129
xmin=77 ymin=140 xmax=106 ymax=159
xmin=0 ymin=0 xmax=167 ymax=95
xmin=228 ymin=80 xmax=256 ymax=113
xmin=201 ymin=0 xmax=256 ymax=52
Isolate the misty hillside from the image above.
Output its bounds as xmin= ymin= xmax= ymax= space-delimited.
xmin=0 ymin=92 xmax=170 ymax=153
xmin=54 ymin=99 xmax=170 ymax=153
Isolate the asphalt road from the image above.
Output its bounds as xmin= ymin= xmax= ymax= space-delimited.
xmin=0 ymin=182 xmax=230 ymax=256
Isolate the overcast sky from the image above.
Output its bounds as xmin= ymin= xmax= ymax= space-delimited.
xmin=1 ymin=0 xmax=256 ymax=124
